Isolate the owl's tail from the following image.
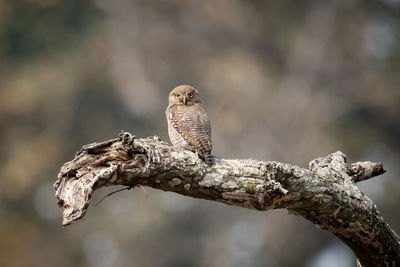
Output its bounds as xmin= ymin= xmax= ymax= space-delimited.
xmin=204 ymin=154 xmax=213 ymax=166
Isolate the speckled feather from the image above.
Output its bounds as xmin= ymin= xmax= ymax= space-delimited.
xmin=166 ymin=85 xmax=212 ymax=164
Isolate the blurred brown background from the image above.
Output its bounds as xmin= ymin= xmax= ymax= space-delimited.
xmin=0 ymin=0 xmax=399 ymax=266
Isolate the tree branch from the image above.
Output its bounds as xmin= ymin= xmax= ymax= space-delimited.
xmin=54 ymin=132 xmax=399 ymax=266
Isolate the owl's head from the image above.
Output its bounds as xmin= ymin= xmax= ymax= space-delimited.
xmin=168 ymin=85 xmax=201 ymax=106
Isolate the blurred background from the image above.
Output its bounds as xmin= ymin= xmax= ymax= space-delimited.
xmin=0 ymin=0 xmax=399 ymax=266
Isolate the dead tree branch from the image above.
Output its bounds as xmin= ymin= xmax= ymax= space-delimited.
xmin=54 ymin=132 xmax=399 ymax=266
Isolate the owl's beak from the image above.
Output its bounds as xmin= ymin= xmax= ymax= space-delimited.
xmin=182 ymin=97 xmax=187 ymax=105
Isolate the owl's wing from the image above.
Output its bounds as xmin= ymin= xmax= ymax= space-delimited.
xmin=168 ymin=104 xmax=212 ymax=158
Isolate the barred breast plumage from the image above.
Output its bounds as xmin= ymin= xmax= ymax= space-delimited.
xmin=166 ymin=85 xmax=212 ymax=165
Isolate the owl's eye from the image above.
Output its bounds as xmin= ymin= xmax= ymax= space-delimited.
xmin=188 ymin=92 xmax=194 ymax=98
xmin=175 ymin=94 xmax=180 ymax=98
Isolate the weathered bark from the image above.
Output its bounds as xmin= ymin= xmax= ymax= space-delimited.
xmin=54 ymin=132 xmax=399 ymax=266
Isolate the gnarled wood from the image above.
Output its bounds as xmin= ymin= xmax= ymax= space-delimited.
xmin=54 ymin=132 xmax=399 ymax=266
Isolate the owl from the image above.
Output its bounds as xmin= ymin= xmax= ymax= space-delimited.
xmin=166 ymin=85 xmax=212 ymax=165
